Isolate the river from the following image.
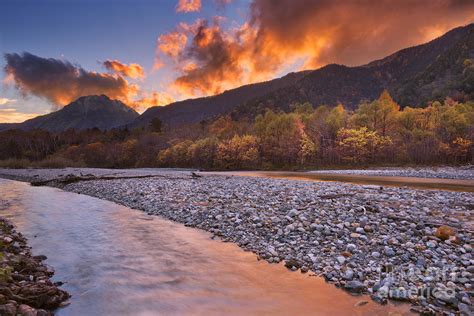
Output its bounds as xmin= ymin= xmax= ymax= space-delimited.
xmin=0 ymin=179 xmax=412 ymax=315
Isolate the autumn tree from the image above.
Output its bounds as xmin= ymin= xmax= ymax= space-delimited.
xmin=254 ymin=110 xmax=301 ymax=166
xmin=353 ymin=90 xmax=399 ymax=136
xmin=336 ymin=127 xmax=392 ymax=164
xmin=216 ymin=134 xmax=259 ymax=169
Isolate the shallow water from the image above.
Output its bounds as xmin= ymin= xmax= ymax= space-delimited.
xmin=208 ymin=171 xmax=474 ymax=192
xmin=0 ymin=179 xmax=411 ymax=315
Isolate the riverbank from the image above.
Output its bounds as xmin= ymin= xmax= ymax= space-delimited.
xmin=0 ymin=217 xmax=70 ymax=315
xmin=0 ymin=168 xmax=472 ymax=314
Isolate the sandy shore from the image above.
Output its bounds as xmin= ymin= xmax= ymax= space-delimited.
xmin=0 ymin=168 xmax=472 ymax=314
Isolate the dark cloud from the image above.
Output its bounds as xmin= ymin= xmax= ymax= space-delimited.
xmin=173 ymin=19 xmax=244 ymax=96
xmin=4 ymin=52 xmax=138 ymax=106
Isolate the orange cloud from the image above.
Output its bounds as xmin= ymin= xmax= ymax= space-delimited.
xmin=103 ymin=60 xmax=145 ymax=79
xmin=131 ymin=92 xmax=175 ymax=111
xmin=176 ymin=0 xmax=201 ymax=13
xmin=0 ymin=108 xmax=42 ymax=123
xmin=4 ymin=52 xmax=139 ymax=107
xmin=158 ymin=31 xmax=188 ymax=58
xmin=156 ymin=0 xmax=474 ymax=98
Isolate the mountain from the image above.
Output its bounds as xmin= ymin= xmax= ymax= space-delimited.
xmin=130 ymin=71 xmax=309 ymax=128
xmin=132 ymin=23 xmax=474 ymax=127
xmin=7 ymin=95 xmax=139 ymax=132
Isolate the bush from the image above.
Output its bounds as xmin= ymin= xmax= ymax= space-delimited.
xmin=0 ymin=158 xmax=31 ymax=169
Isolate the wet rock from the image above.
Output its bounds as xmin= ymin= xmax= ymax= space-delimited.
xmin=0 ymin=217 xmax=69 ymax=315
xmin=344 ymin=281 xmax=366 ymax=293
xmin=284 ymin=258 xmax=301 ymax=270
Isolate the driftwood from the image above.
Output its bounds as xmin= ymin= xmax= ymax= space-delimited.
xmin=30 ymin=172 xmax=202 ymax=187
xmin=30 ymin=174 xmax=159 ymax=186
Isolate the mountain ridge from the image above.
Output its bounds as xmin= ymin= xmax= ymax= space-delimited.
xmin=2 ymin=23 xmax=473 ymax=132
xmin=1 ymin=95 xmax=139 ymax=132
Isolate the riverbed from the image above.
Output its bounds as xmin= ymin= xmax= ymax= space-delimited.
xmin=0 ymin=179 xmax=411 ymax=315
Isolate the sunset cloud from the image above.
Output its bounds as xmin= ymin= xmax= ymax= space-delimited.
xmin=157 ymin=31 xmax=188 ymax=58
xmin=176 ymin=0 xmax=201 ymax=13
xmin=131 ymin=92 xmax=175 ymax=111
xmin=0 ymin=98 xmax=16 ymax=105
xmin=4 ymin=52 xmax=139 ymax=107
xmin=0 ymin=108 xmax=41 ymax=123
xmin=156 ymin=0 xmax=474 ymax=98
xmin=103 ymin=59 xmax=145 ymax=79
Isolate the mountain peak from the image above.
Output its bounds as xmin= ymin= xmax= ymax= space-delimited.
xmin=16 ymin=95 xmax=139 ymax=132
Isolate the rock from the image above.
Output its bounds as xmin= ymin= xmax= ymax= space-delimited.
xmin=287 ymin=209 xmax=298 ymax=217
xmin=17 ymin=304 xmax=37 ymax=316
xmin=385 ymin=247 xmax=395 ymax=257
xmin=344 ymin=280 xmax=366 ymax=293
xmin=371 ymin=251 xmax=381 ymax=258
xmin=434 ymin=225 xmax=456 ymax=241
xmin=344 ymin=269 xmax=354 ymax=281
xmin=346 ymin=243 xmax=357 ymax=253
xmin=336 ymin=256 xmax=346 ymax=265
xmin=350 ymin=233 xmax=361 ymax=238
xmin=0 ymin=303 xmax=17 ymax=316
xmin=355 ymin=227 xmax=365 ymax=234
xmin=458 ymin=302 xmax=472 ymax=315
xmin=355 ymin=300 xmax=368 ymax=307
xmin=284 ymin=258 xmax=301 ymax=269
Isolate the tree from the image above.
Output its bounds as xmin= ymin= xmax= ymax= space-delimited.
xmin=254 ymin=110 xmax=301 ymax=166
xmin=187 ymin=137 xmax=219 ymax=168
xmin=336 ymin=127 xmax=392 ymax=164
xmin=216 ymin=134 xmax=259 ymax=169
xmin=149 ymin=118 xmax=162 ymax=133
xmin=353 ymin=90 xmax=399 ymax=136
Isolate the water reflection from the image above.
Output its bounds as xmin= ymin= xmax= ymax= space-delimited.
xmin=0 ymin=179 xmax=411 ymax=315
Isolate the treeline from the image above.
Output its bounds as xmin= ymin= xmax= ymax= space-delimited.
xmin=0 ymin=91 xmax=473 ymax=169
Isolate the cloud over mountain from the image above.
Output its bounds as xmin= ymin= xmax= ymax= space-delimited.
xmin=4 ymin=52 xmax=139 ymax=107
xmin=156 ymin=0 xmax=474 ymax=97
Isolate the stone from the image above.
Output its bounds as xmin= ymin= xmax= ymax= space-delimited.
xmin=385 ymin=248 xmax=395 ymax=257
xmin=17 ymin=304 xmax=36 ymax=316
xmin=371 ymin=251 xmax=381 ymax=258
xmin=434 ymin=225 xmax=456 ymax=241
xmin=344 ymin=281 xmax=366 ymax=293
xmin=336 ymin=256 xmax=346 ymax=265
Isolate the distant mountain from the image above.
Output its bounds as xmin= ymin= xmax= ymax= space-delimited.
xmin=130 ymin=71 xmax=309 ymax=128
xmin=132 ymin=23 xmax=474 ymax=127
xmin=4 ymin=95 xmax=139 ymax=132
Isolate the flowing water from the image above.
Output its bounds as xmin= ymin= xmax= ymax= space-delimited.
xmin=0 ymin=179 xmax=412 ymax=315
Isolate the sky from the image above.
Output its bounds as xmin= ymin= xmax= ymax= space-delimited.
xmin=1 ymin=0 xmax=474 ymax=123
